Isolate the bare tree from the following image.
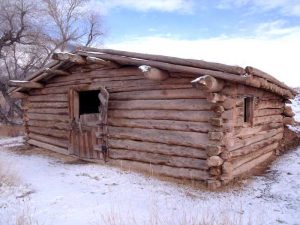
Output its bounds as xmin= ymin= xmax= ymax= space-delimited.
xmin=0 ymin=0 xmax=104 ymax=124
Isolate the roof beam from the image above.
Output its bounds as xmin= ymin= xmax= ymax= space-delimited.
xmin=52 ymin=52 xmax=86 ymax=64
xmin=8 ymin=80 xmax=44 ymax=89
xmin=86 ymin=56 xmax=120 ymax=68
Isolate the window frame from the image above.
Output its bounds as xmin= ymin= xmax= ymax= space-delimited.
xmin=243 ymin=96 xmax=254 ymax=126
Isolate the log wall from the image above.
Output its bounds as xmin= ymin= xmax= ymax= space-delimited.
xmin=207 ymin=83 xmax=287 ymax=186
xmin=25 ymin=65 xmax=215 ymax=181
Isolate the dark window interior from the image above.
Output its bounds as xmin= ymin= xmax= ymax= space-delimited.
xmin=244 ymin=97 xmax=253 ymax=123
xmin=79 ymin=90 xmax=100 ymax=115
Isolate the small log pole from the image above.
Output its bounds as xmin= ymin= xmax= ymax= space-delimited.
xmin=207 ymin=180 xmax=222 ymax=190
xmin=10 ymin=92 xmax=28 ymax=99
xmin=52 ymin=52 xmax=86 ymax=64
xmin=8 ymin=80 xmax=44 ymax=89
xmin=45 ymin=68 xmax=71 ymax=76
xmin=207 ymin=156 xmax=224 ymax=167
xmin=191 ymin=75 xmax=224 ymax=92
xmin=138 ymin=65 xmax=169 ymax=81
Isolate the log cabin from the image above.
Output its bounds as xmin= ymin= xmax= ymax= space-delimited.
xmin=8 ymin=47 xmax=297 ymax=189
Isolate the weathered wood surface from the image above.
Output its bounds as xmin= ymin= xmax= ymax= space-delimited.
xmin=109 ymin=109 xmax=214 ymax=122
xmin=28 ymin=108 xmax=68 ymax=115
xmin=28 ymin=94 xmax=67 ymax=102
xmin=228 ymin=128 xmax=283 ymax=151
xmin=257 ymin=100 xmax=284 ymax=109
xmin=86 ymin=56 xmax=120 ymax=68
xmin=108 ymin=126 xmax=210 ymax=149
xmin=109 ymin=148 xmax=208 ymax=170
xmin=27 ymin=113 xmax=69 ymax=122
xmin=110 ymin=159 xmax=209 ymax=180
xmin=45 ymin=68 xmax=71 ymax=76
xmin=27 ymin=120 xmax=70 ymax=130
xmin=231 ymin=142 xmax=278 ymax=169
xmin=207 ymin=156 xmax=223 ymax=167
xmin=28 ymin=139 xmax=69 ymax=155
xmin=28 ymin=126 xmax=69 ymax=139
xmin=10 ymin=92 xmax=28 ymax=99
xmin=108 ymin=118 xmax=213 ymax=133
xmin=232 ymin=151 xmax=274 ymax=177
xmin=27 ymin=102 xmax=68 ymax=108
xmin=108 ymin=138 xmax=207 ymax=159
xmin=109 ymin=99 xmax=212 ymax=111
xmin=28 ymin=133 xmax=69 ymax=148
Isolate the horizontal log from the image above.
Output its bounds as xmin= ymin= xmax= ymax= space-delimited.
xmin=108 ymin=118 xmax=213 ymax=133
xmin=108 ymin=138 xmax=207 ymax=159
xmin=79 ymin=47 xmax=246 ymax=75
xmin=110 ymin=88 xmax=207 ymax=100
xmin=28 ymin=126 xmax=69 ymax=139
xmin=109 ymin=148 xmax=208 ymax=170
xmin=27 ymin=120 xmax=70 ymax=130
xmin=257 ymin=100 xmax=284 ymax=109
xmin=255 ymin=109 xmax=283 ymax=117
xmin=109 ymin=109 xmax=215 ymax=122
xmin=86 ymin=56 xmax=120 ymax=68
xmin=8 ymin=80 xmax=44 ymax=89
xmin=253 ymin=115 xmax=283 ymax=125
xmin=107 ymin=126 xmax=210 ymax=149
xmin=52 ymin=52 xmax=86 ymax=64
xmin=27 ymin=102 xmax=68 ymax=108
xmin=228 ymin=128 xmax=283 ymax=151
xmin=28 ymin=133 xmax=69 ymax=148
xmin=27 ymin=108 xmax=68 ymax=115
xmin=191 ymin=75 xmax=224 ymax=92
xmin=109 ymin=99 xmax=212 ymax=111
xmin=232 ymin=151 xmax=274 ymax=177
xmin=231 ymin=142 xmax=278 ymax=169
xmin=206 ymin=145 xmax=223 ymax=156
xmin=27 ymin=113 xmax=69 ymax=122
xmin=234 ymin=123 xmax=282 ymax=138
xmin=27 ymin=139 xmax=69 ymax=155
xmin=109 ymin=159 xmax=209 ymax=180
xmin=28 ymin=94 xmax=68 ymax=102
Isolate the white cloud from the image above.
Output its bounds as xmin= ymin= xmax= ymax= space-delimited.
xmin=218 ymin=0 xmax=300 ymax=16
xmin=105 ymin=32 xmax=300 ymax=87
xmin=85 ymin=0 xmax=195 ymax=14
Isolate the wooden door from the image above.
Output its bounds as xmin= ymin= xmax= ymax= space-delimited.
xmin=69 ymin=87 xmax=109 ymax=160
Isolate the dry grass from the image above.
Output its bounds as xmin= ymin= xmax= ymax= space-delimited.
xmin=0 ymin=158 xmax=20 ymax=187
xmin=93 ymin=204 xmax=260 ymax=225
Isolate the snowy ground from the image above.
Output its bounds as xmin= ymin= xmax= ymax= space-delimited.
xmin=0 ymin=136 xmax=300 ymax=225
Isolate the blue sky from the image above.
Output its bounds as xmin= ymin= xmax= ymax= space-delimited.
xmin=86 ymin=0 xmax=300 ymax=86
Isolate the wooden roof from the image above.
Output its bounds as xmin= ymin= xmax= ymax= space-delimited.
xmin=9 ymin=47 xmax=297 ymax=99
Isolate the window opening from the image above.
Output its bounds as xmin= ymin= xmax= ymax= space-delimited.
xmin=244 ymin=97 xmax=253 ymax=123
xmin=79 ymin=90 xmax=100 ymax=115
